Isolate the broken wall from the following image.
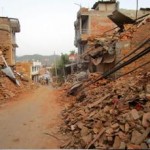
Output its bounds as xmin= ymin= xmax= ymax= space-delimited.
xmin=0 ymin=17 xmax=20 ymax=66
xmin=0 ymin=18 xmax=14 ymax=66
xmin=90 ymin=13 xmax=116 ymax=36
xmin=16 ymin=62 xmax=32 ymax=80
xmin=116 ymin=21 xmax=150 ymax=77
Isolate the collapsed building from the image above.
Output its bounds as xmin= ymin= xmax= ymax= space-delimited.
xmin=109 ymin=9 xmax=150 ymax=77
xmin=59 ymin=1 xmax=150 ymax=149
xmin=74 ymin=0 xmax=117 ymax=58
xmin=74 ymin=0 xmax=118 ymax=73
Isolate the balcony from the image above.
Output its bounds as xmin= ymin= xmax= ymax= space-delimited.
xmin=10 ymin=18 xmax=20 ymax=32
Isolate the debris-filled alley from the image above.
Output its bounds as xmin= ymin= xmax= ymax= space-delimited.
xmin=0 ymin=0 xmax=150 ymax=149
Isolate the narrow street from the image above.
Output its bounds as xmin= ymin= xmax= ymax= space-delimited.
xmin=0 ymin=86 xmax=65 ymax=149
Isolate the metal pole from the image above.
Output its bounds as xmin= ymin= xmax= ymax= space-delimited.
xmin=63 ymin=67 xmax=66 ymax=82
xmin=136 ymin=0 xmax=138 ymax=19
xmin=54 ymin=51 xmax=57 ymax=79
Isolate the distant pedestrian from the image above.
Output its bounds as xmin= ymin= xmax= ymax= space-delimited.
xmin=46 ymin=77 xmax=49 ymax=85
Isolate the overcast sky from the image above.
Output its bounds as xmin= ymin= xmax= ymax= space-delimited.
xmin=0 ymin=0 xmax=149 ymax=56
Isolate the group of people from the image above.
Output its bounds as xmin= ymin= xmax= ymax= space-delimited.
xmin=39 ymin=71 xmax=52 ymax=85
xmin=39 ymin=76 xmax=50 ymax=85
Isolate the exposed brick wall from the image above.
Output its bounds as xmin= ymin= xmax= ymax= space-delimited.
xmin=16 ymin=62 xmax=32 ymax=79
xmin=116 ymin=22 xmax=150 ymax=77
xmin=0 ymin=31 xmax=11 ymax=43
xmin=131 ymin=22 xmax=150 ymax=47
xmin=90 ymin=15 xmax=115 ymax=36
xmin=0 ymin=17 xmax=14 ymax=66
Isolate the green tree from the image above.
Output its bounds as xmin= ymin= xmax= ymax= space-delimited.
xmin=57 ymin=53 xmax=70 ymax=69
xmin=56 ymin=53 xmax=70 ymax=84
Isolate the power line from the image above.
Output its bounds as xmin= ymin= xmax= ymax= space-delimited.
xmin=79 ymin=47 xmax=150 ymax=91
xmin=114 ymin=38 xmax=150 ymax=67
xmin=116 ymin=60 xmax=150 ymax=79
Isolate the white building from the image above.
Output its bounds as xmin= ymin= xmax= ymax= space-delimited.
xmin=31 ymin=61 xmax=42 ymax=82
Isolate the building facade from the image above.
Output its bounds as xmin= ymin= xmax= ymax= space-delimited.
xmin=0 ymin=17 xmax=20 ymax=66
xmin=74 ymin=0 xmax=118 ymax=56
xmin=31 ymin=61 xmax=42 ymax=82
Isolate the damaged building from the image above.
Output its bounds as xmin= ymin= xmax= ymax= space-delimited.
xmin=74 ymin=0 xmax=118 ymax=56
xmin=0 ymin=17 xmax=20 ymax=66
xmin=74 ymin=0 xmax=118 ymax=73
xmin=74 ymin=0 xmax=150 ymax=77
xmin=61 ymin=4 xmax=150 ymax=149
xmin=16 ymin=61 xmax=42 ymax=82
xmin=109 ymin=9 xmax=150 ymax=77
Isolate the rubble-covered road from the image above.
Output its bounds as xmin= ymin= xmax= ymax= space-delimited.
xmin=0 ymin=86 xmax=64 ymax=148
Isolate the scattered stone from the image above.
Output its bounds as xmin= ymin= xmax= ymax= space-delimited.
xmin=119 ymin=142 xmax=126 ymax=149
xmin=113 ymin=136 xmax=121 ymax=149
xmin=82 ymin=133 xmax=92 ymax=144
xmin=135 ymin=127 xmax=150 ymax=145
xmin=125 ymin=123 xmax=130 ymax=132
xmin=105 ymin=128 xmax=114 ymax=134
xmin=107 ymin=136 xmax=113 ymax=142
xmin=71 ymin=125 xmax=76 ymax=131
xmin=131 ymin=109 xmax=140 ymax=120
xmin=81 ymin=126 xmax=89 ymax=137
xmin=141 ymin=143 xmax=148 ymax=149
xmin=142 ymin=112 xmax=150 ymax=127
xmin=131 ymin=130 xmax=142 ymax=144
xmin=127 ymin=143 xmax=141 ymax=149
xmin=146 ymin=84 xmax=150 ymax=94
xmin=111 ymin=123 xmax=119 ymax=129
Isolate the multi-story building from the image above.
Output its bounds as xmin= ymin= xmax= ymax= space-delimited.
xmin=0 ymin=17 xmax=20 ymax=66
xmin=31 ymin=61 xmax=42 ymax=82
xmin=74 ymin=1 xmax=150 ymax=76
xmin=74 ymin=0 xmax=118 ymax=56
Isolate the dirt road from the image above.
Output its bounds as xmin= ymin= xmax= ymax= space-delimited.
xmin=0 ymin=86 xmax=65 ymax=149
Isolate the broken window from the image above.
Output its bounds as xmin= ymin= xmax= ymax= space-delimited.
xmin=81 ymin=15 xmax=89 ymax=34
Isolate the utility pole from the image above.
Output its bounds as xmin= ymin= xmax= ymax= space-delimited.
xmin=54 ymin=51 xmax=57 ymax=81
xmin=136 ymin=0 xmax=138 ymax=19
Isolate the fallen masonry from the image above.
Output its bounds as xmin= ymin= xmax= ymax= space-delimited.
xmin=59 ymin=72 xmax=150 ymax=149
xmin=0 ymin=71 xmax=38 ymax=104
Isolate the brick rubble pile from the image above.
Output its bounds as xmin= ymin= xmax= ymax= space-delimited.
xmin=0 ymin=71 xmax=37 ymax=104
xmin=60 ymin=72 xmax=150 ymax=149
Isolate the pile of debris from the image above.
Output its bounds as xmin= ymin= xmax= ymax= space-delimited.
xmin=81 ymin=34 xmax=116 ymax=66
xmin=0 ymin=71 xmax=37 ymax=104
xmin=60 ymin=72 xmax=150 ymax=149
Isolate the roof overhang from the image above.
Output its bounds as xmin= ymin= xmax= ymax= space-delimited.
xmin=10 ymin=18 xmax=20 ymax=32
